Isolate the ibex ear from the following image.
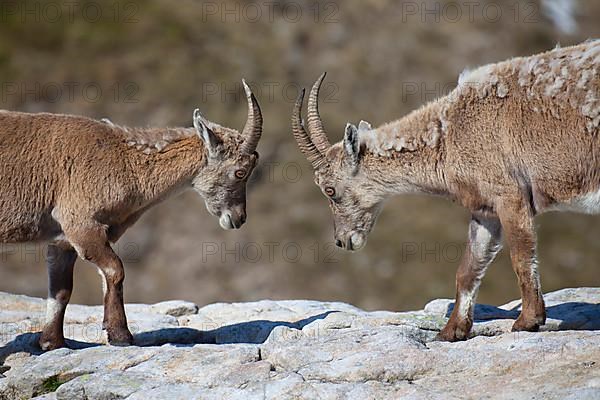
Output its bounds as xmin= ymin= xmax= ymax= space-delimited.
xmin=193 ymin=109 xmax=220 ymax=157
xmin=344 ymin=123 xmax=360 ymax=171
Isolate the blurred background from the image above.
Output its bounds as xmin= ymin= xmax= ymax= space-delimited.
xmin=0 ymin=0 xmax=599 ymax=311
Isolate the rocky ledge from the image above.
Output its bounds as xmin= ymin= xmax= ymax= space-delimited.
xmin=0 ymin=288 xmax=599 ymax=399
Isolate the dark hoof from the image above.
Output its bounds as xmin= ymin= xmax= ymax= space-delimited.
xmin=511 ymin=317 xmax=542 ymax=332
xmin=39 ymin=334 xmax=66 ymax=351
xmin=435 ymin=331 xmax=467 ymax=342
xmin=106 ymin=329 xmax=134 ymax=346
xmin=436 ymin=322 xmax=471 ymax=342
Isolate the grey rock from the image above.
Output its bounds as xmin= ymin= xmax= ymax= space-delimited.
xmin=0 ymin=288 xmax=598 ymax=399
xmin=149 ymin=300 xmax=199 ymax=317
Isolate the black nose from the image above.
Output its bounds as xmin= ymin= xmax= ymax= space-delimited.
xmin=335 ymin=239 xmax=343 ymax=248
xmin=229 ymin=205 xmax=246 ymax=228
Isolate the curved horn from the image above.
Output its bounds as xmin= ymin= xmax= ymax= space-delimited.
xmin=292 ymin=89 xmax=326 ymax=170
xmin=240 ymin=79 xmax=263 ymax=154
xmin=307 ymin=72 xmax=331 ymax=154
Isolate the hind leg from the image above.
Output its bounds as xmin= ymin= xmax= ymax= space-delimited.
xmin=39 ymin=243 xmax=77 ymax=351
xmin=63 ymin=221 xmax=133 ymax=345
xmin=498 ymin=200 xmax=546 ymax=331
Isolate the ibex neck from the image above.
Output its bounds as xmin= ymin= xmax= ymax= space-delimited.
xmin=360 ymin=99 xmax=450 ymax=197
xmin=125 ymin=128 xmax=205 ymax=204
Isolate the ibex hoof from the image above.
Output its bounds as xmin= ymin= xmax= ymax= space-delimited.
xmin=39 ymin=333 xmax=66 ymax=351
xmin=436 ymin=322 xmax=470 ymax=342
xmin=511 ymin=315 xmax=544 ymax=332
xmin=106 ymin=329 xmax=134 ymax=346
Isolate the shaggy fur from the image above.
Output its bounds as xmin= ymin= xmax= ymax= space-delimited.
xmin=292 ymin=40 xmax=599 ymax=342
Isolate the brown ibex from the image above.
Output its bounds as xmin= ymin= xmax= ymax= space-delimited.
xmin=292 ymin=40 xmax=599 ymax=341
xmin=0 ymin=81 xmax=262 ymax=350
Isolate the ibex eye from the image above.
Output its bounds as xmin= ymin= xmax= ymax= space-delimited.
xmin=235 ymin=169 xmax=247 ymax=179
xmin=324 ymin=187 xmax=336 ymax=197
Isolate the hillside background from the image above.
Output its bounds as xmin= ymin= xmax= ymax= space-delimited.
xmin=0 ymin=0 xmax=599 ymax=311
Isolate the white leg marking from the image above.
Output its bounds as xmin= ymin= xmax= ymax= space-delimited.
xmin=45 ymin=298 xmax=63 ymax=324
xmin=457 ymin=220 xmax=503 ymax=322
xmin=530 ymin=255 xmax=541 ymax=289
xmin=97 ymin=267 xmax=108 ymax=297
xmin=470 ymin=223 xmax=493 ymax=261
xmin=457 ymin=290 xmax=475 ymax=321
xmin=471 ymin=222 xmax=502 ymax=266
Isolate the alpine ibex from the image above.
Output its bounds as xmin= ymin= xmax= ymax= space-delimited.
xmin=0 ymin=80 xmax=262 ymax=350
xmin=292 ymin=40 xmax=599 ymax=341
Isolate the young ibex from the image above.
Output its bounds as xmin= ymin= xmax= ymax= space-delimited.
xmin=0 ymin=81 xmax=262 ymax=350
xmin=292 ymin=40 xmax=599 ymax=341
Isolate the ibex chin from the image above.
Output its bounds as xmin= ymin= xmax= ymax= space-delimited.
xmin=292 ymin=40 xmax=599 ymax=341
xmin=0 ymin=80 xmax=262 ymax=350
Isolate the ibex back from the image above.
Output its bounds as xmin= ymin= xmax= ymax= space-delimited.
xmin=292 ymin=40 xmax=599 ymax=341
xmin=0 ymin=80 xmax=263 ymax=350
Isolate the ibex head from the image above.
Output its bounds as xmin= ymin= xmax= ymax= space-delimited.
xmin=292 ymin=73 xmax=383 ymax=251
xmin=192 ymin=80 xmax=262 ymax=230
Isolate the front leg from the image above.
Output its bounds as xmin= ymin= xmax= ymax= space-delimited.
xmin=437 ymin=215 xmax=503 ymax=341
xmin=64 ymin=222 xmax=134 ymax=346
xmin=498 ymin=200 xmax=546 ymax=332
xmin=39 ymin=243 xmax=77 ymax=351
